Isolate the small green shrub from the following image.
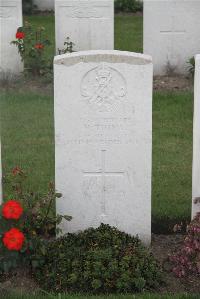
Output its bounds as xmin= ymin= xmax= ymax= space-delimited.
xmin=188 ymin=56 xmax=195 ymax=77
xmin=0 ymin=167 xmax=71 ymax=274
xmin=34 ymin=224 xmax=162 ymax=294
xmin=114 ymin=0 xmax=143 ymax=13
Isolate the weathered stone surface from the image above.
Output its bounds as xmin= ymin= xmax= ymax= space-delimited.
xmin=144 ymin=0 xmax=200 ymax=75
xmin=54 ymin=50 xmax=153 ymax=244
xmin=55 ymin=0 xmax=114 ymax=52
xmin=0 ymin=0 xmax=23 ymax=75
xmin=192 ymin=54 xmax=200 ymax=218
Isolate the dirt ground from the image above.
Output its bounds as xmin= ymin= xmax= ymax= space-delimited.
xmin=0 ymin=73 xmax=194 ymax=95
xmin=154 ymin=75 xmax=193 ymax=92
xmin=0 ymin=234 xmax=199 ymax=296
xmin=152 ymin=235 xmax=200 ymax=294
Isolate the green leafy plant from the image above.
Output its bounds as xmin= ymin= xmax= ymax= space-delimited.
xmin=188 ymin=56 xmax=195 ymax=77
xmin=0 ymin=167 xmax=71 ymax=273
xmin=11 ymin=22 xmax=52 ymax=76
xmin=34 ymin=224 xmax=162 ymax=294
xmin=0 ymin=200 xmax=28 ymax=273
xmin=168 ymin=212 xmax=200 ymax=278
xmin=58 ymin=37 xmax=75 ymax=55
xmin=114 ymin=0 xmax=143 ymax=13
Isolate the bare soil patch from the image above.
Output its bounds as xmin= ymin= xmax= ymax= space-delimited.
xmin=0 ymin=76 xmax=53 ymax=96
xmin=1 ymin=75 xmax=193 ymax=96
xmin=0 ymin=269 xmax=40 ymax=296
xmin=152 ymin=234 xmax=200 ymax=294
xmin=154 ymin=75 xmax=193 ymax=92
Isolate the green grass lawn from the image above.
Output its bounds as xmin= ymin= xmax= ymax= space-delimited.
xmin=115 ymin=15 xmax=143 ymax=52
xmin=0 ymin=91 xmax=54 ymax=192
xmin=152 ymin=92 xmax=193 ymax=230
xmin=2 ymin=293 xmax=199 ymax=299
xmin=0 ymin=15 xmax=193 ymax=230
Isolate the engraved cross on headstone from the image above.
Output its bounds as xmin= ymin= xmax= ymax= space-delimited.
xmin=160 ymin=16 xmax=186 ymax=60
xmin=83 ymin=150 xmax=124 ymax=217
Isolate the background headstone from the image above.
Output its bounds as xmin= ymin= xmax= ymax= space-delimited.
xmin=34 ymin=0 xmax=54 ymax=11
xmin=0 ymin=0 xmax=23 ymax=76
xmin=192 ymin=54 xmax=200 ymax=218
xmin=54 ymin=50 xmax=153 ymax=244
xmin=55 ymin=0 xmax=114 ymax=52
xmin=144 ymin=0 xmax=200 ymax=75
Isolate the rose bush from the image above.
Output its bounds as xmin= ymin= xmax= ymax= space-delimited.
xmin=16 ymin=31 xmax=25 ymax=39
xmin=11 ymin=22 xmax=52 ymax=76
xmin=0 ymin=167 xmax=71 ymax=273
xmin=2 ymin=200 xmax=23 ymax=220
xmin=3 ymin=228 xmax=25 ymax=251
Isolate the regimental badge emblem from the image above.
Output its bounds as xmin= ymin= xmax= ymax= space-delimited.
xmin=81 ymin=63 xmax=126 ymax=112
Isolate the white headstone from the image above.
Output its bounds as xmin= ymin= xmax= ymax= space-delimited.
xmin=144 ymin=0 xmax=200 ymax=75
xmin=54 ymin=50 xmax=153 ymax=244
xmin=0 ymin=0 xmax=23 ymax=76
xmin=34 ymin=0 xmax=54 ymax=11
xmin=192 ymin=54 xmax=200 ymax=219
xmin=55 ymin=0 xmax=114 ymax=53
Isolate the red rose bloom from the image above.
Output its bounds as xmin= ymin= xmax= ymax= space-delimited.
xmin=16 ymin=31 xmax=25 ymax=39
xmin=35 ymin=43 xmax=44 ymax=50
xmin=3 ymin=228 xmax=25 ymax=251
xmin=2 ymin=200 xmax=23 ymax=220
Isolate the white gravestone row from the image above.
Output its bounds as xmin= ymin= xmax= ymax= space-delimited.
xmin=192 ymin=55 xmax=200 ymax=219
xmin=143 ymin=0 xmax=200 ymax=75
xmin=55 ymin=0 xmax=114 ymax=52
xmin=54 ymin=50 xmax=153 ymax=244
xmin=0 ymin=0 xmax=23 ymax=76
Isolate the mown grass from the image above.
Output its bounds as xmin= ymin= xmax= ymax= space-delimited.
xmin=0 ymin=91 xmax=54 ymax=193
xmin=152 ymin=92 xmax=193 ymax=231
xmin=2 ymin=293 xmax=199 ymax=299
xmin=115 ymin=15 xmax=143 ymax=53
